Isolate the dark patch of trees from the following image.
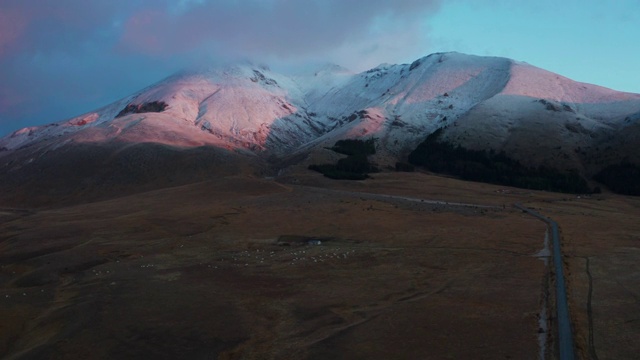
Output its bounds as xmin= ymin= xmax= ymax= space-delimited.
xmin=116 ymin=101 xmax=168 ymax=118
xmin=309 ymin=138 xmax=378 ymax=180
xmin=395 ymin=162 xmax=415 ymax=172
xmin=594 ymin=163 xmax=640 ymax=196
xmin=408 ymin=128 xmax=592 ymax=194
xmin=329 ymin=138 xmax=376 ymax=156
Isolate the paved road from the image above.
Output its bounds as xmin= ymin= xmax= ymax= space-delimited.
xmin=515 ymin=204 xmax=575 ymax=360
xmin=293 ymin=185 xmax=501 ymax=209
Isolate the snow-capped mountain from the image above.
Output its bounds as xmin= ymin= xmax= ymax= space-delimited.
xmin=0 ymin=64 xmax=328 ymax=155
xmin=1 ymin=52 xmax=640 ymax=201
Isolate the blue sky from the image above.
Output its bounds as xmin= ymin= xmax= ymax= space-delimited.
xmin=428 ymin=1 xmax=639 ymax=94
xmin=0 ymin=0 xmax=638 ymax=136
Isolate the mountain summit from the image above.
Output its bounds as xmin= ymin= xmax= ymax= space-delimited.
xmin=1 ymin=52 xmax=639 ymax=202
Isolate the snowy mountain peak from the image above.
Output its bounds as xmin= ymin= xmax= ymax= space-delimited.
xmin=1 ymin=52 xmax=640 ymax=175
xmin=310 ymin=63 xmax=352 ymax=76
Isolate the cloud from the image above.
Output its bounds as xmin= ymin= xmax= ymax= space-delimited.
xmin=116 ymin=0 xmax=441 ymax=65
xmin=0 ymin=1 xmax=129 ymax=56
xmin=1 ymin=0 xmax=441 ymax=61
xmin=0 ymin=7 xmax=28 ymax=56
xmin=0 ymin=0 xmax=443 ymax=135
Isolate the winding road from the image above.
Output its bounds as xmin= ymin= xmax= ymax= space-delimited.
xmin=515 ymin=204 xmax=576 ymax=360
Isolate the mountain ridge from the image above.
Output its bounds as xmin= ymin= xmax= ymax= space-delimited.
xmin=1 ymin=52 xmax=640 ymax=203
xmin=3 ymin=52 xmax=639 ymax=155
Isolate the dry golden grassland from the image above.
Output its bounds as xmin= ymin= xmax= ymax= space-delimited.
xmin=1 ymin=172 xmax=637 ymax=359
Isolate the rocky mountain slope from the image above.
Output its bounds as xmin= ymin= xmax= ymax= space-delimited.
xmin=1 ymin=52 xmax=639 ymax=202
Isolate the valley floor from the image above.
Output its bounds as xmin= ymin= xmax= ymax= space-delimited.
xmin=0 ymin=172 xmax=638 ymax=359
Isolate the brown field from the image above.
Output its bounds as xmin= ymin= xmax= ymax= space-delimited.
xmin=1 ymin=171 xmax=638 ymax=359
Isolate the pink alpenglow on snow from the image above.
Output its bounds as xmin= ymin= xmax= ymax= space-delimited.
xmin=1 ymin=53 xmax=639 ymax=172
